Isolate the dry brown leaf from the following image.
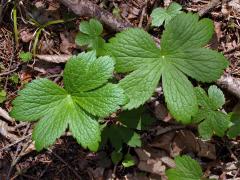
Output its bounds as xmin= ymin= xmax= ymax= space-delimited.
xmin=39 ymin=39 xmax=54 ymax=54
xmin=36 ymin=54 xmax=71 ymax=63
xmin=138 ymin=159 xmax=165 ymax=176
xmin=135 ymin=148 xmax=151 ymax=161
xmin=20 ymin=71 xmax=32 ymax=84
xmin=150 ymin=131 xmax=175 ymax=152
xmin=19 ymin=29 xmax=34 ymax=43
xmin=150 ymin=130 xmax=216 ymax=159
xmin=153 ymin=102 xmax=169 ymax=121
xmin=135 ymin=146 xmax=173 ymax=176
xmin=60 ymin=32 xmax=76 ymax=55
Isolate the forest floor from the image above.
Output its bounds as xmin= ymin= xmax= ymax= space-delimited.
xmin=0 ymin=0 xmax=240 ymax=179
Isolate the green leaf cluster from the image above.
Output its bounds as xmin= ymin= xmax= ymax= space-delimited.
xmin=227 ymin=110 xmax=240 ymax=138
xmin=102 ymin=124 xmax=141 ymax=151
xmin=11 ymin=51 xmax=125 ymax=151
xmin=193 ymin=85 xmax=231 ymax=140
xmin=19 ymin=51 xmax=32 ymax=62
xmin=102 ymin=106 xmax=155 ymax=151
xmin=151 ymin=2 xmax=182 ymax=27
xmin=106 ymin=13 xmax=228 ymax=123
xmin=75 ymin=19 xmax=105 ymax=55
xmin=166 ymin=155 xmax=204 ymax=180
xmin=11 ymin=13 xmax=230 ymax=153
xmin=111 ymin=151 xmax=135 ymax=167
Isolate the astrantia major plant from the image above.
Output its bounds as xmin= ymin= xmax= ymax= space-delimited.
xmin=11 ymin=51 xmax=126 ymax=151
xmin=193 ymin=85 xmax=231 ymax=139
xmin=10 ymin=13 xmax=230 ymax=154
xmin=106 ymin=13 xmax=229 ymax=123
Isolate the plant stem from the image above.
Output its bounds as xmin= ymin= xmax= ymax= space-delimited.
xmin=32 ymin=19 xmax=65 ymax=57
xmin=13 ymin=1 xmax=19 ymax=48
xmin=32 ymin=27 xmax=42 ymax=57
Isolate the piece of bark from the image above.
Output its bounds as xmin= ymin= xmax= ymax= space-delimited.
xmin=217 ymin=74 xmax=240 ymax=99
xmin=59 ymin=0 xmax=133 ymax=32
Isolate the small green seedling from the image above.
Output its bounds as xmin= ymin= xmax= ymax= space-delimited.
xmin=75 ymin=19 xmax=105 ymax=55
xmin=227 ymin=104 xmax=240 ymax=138
xmin=9 ymin=73 xmax=19 ymax=84
xmin=111 ymin=151 xmax=123 ymax=164
xmin=19 ymin=51 xmax=32 ymax=62
xmin=0 ymin=89 xmax=6 ymax=103
xmin=102 ymin=106 xmax=155 ymax=151
xmin=111 ymin=151 xmax=135 ymax=167
xmin=193 ymin=85 xmax=231 ymax=140
xmin=166 ymin=155 xmax=205 ymax=180
xmin=106 ymin=13 xmax=228 ymax=123
xmin=102 ymin=124 xmax=141 ymax=151
xmin=151 ymin=2 xmax=182 ymax=27
xmin=122 ymin=153 xmax=135 ymax=168
xmin=118 ymin=106 xmax=155 ymax=131
xmin=11 ymin=51 xmax=126 ymax=151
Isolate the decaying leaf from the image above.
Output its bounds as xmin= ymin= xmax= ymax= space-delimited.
xmin=150 ymin=130 xmax=216 ymax=160
xmin=36 ymin=54 xmax=71 ymax=63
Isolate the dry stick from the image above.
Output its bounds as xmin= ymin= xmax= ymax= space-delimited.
xmin=47 ymin=148 xmax=83 ymax=180
xmin=59 ymin=0 xmax=133 ymax=32
xmin=198 ymin=0 xmax=221 ymax=17
xmin=0 ymin=134 xmax=32 ymax=151
xmin=60 ymin=0 xmax=240 ymax=99
xmin=0 ymin=107 xmax=14 ymax=123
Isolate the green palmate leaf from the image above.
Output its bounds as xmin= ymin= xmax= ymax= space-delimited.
xmin=102 ymin=124 xmax=141 ymax=151
xmin=151 ymin=2 xmax=182 ymax=27
xmin=208 ymin=85 xmax=225 ymax=110
xmin=193 ymin=86 xmax=230 ymax=139
xmin=166 ymin=155 xmax=203 ymax=180
xmin=106 ymin=13 xmax=228 ymax=123
xmin=118 ymin=106 xmax=155 ymax=130
xmin=11 ymin=51 xmax=125 ymax=151
xmin=75 ymin=19 xmax=105 ymax=54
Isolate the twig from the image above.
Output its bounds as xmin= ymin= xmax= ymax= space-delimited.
xmin=0 ymin=107 xmax=14 ymax=123
xmin=4 ymin=38 xmax=15 ymax=90
xmin=138 ymin=2 xmax=147 ymax=28
xmin=13 ymin=0 xmax=19 ymax=48
xmin=0 ymin=133 xmax=32 ymax=151
xmin=198 ymin=0 xmax=221 ymax=17
xmin=154 ymin=125 xmax=185 ymax=136
xmin=7 ymin=124 xmax=32 ymax=179
xmin=47 ymin=148 xmax=83 ymax=179
xmin=59 ymin=0 xmax=133 ymax=32
xmin=7 ymin=139 xmax=33 ymax=179
xmin=0 ymin=66 xmax=19 ymax=77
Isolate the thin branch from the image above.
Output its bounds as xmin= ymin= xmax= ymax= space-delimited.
xmin=59 ymin=0 xmax=133 ymax=32
xmin=198 ymin=0 xmax=221 ymax=17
